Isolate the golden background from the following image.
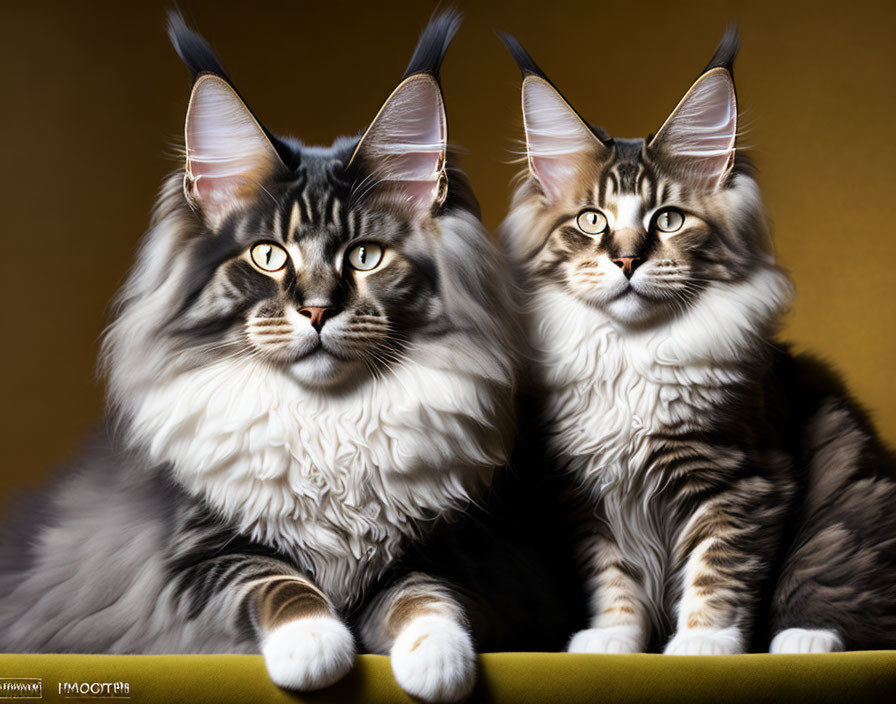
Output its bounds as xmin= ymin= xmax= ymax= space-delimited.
xmin=1 ymin=0 xmax=894 ymax=500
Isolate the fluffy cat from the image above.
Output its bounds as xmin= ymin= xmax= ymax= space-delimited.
xmin=499 ymin=28 xmax=896 ymax=655
xmin=0 ymin=12 xmax=518 ymax=702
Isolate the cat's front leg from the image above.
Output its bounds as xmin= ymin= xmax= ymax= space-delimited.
xmin=664 ymin=475 xmax=786 ymax=656
xmin=248 ymin=571 xmax=355 ymax=690
xmin=360 ymin=572 xmax=476 ymax=703
xmin=568 ymin=532 xmax=649 ymax=654
xmin=175 ymin=551 xmax=355 ymax=688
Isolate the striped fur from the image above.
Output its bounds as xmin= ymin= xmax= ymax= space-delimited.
xmin=359 ymin=572 xmax=475 ymax=701
xmin=0 ymin=12 xmax=519 ymax=701
xmin=500 ymin=29 xmax=896 ymax=654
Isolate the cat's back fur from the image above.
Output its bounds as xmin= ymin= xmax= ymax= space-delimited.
xmin=0 ymin=438 xmax=223 ymax=653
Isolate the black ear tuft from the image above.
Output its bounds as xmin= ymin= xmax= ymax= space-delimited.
xmin=498 ymin=30 xmax=612 ymax=149
xmin=167 ymin=9 xmax=231 ymax=83
xmin=497 ymin=32 xmax=548 ymax=80
xmin=703 ymin=24 xmax=740 ymax=74
xmin=402 ymin=9 xmax=462 ymax=81
xmin=167 ymin=9 xmax=297 ymax=169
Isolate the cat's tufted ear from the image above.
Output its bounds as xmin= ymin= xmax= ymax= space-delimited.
xmin=183 ymin=76 xmax=283 ymax=227
xmin=649 ymin=27 xmax=739 ymax=190
xmin=348 ymin=75 xmax=447 ymax=219
xmin=169 ymin=12 xmax=283 ymax=228
xmin=500 ymin=33 xmax=608 ymax=202
xmin=348 ymin=12 xmax=460 ymax=221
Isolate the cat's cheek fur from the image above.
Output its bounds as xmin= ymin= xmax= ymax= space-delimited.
xmin=769 ymin=628 xmax=844 ymax=654
xmin=390 ymin=615 xmax=477 ymax=703
xmin=568 ymin=624 xmax=646 ymax=654
xmin=664 ymin=626 xmax=744 ymax=656
xmin=261 ymin=616 xmax=356 ymax=691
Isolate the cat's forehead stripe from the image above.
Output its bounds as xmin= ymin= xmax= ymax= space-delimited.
xmin=638 ymin=168 xmax=657 ymax=210
xmin=279 ymin=170 xmax=354 ymax=246
xmin=615 ymin=162 xmax=641 ymax=194
xmin=598 ymin=168 xmax=617 ymax=203
xmin=330 ymin=197 xmax=343 ymax=231
xmin=301 ymin=186 xmax=315 ymax=228
xmin=596 ymin=156 xmax=659 ymax=210
xmin=288 ymin=201 xmax=302 ymax=239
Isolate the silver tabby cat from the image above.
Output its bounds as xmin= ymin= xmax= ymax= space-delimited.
xmin=0 ymin=12 xmax=518 ymax=702
xmin=500 ymin=29 xmax=896 ymax=655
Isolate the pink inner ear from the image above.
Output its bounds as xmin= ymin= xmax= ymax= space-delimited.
xmin=528 ymin=156 xmax=580 ymax=201
xmin=651 ymin=69 xmax=737 ymax=187
xmin=352 ymin=75 xmax=446 ymax=212
xmin=185 ymin=76 xmax=280 ymax=211
xmin=387 ymin=152 xmax=443 ymax=204
xmin=522 ymin=77 xmax=602 ymax=200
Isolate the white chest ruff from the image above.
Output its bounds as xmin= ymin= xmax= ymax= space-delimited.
xmin=127 ymin=343 xmax=506 ymax=607
xmin=530 ymin=271 xmax=790 ymax=604
xmin=533 ymin=286 xmax=751 ymax=486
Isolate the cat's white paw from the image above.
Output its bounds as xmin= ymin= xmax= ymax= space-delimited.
xmin=568 ymin=625 xmax=645 ymax=654
xmin=770 ymin=628 xmax=843 ymax=653
xmin=390 ymin=614 xmax=477 ymax=703
xmin=261 ymin=615 xmax=355 ymax=690
xmin=664 ymin=626 xmax=744 ymax=655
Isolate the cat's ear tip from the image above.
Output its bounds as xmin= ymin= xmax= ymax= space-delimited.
xmin=704 ymin=24 xmax=740 ymax=75
xmin=402 ymin=9 xmax=462 ymax=81
xmin=165 ymin=7 xmax=184 ymax=30
xmin=497 ymin=31 xmax=545 ymax=80
xmin=494 ymin=29 xmax=515 ymax=47
xmin=167 ymin=9 xmax=232 ymax=84
xmin=188 ymin=72 xmax=234 ymax=99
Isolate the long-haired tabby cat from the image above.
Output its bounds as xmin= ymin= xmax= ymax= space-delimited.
xmin=0 ymin=11 xmax=519 ymax=701
xmin=499 ymin=28 xmax=896 ymax=655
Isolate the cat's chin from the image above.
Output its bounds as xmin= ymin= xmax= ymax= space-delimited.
xmin=286 ymin=349 xmax=363 ymax=389
xmin=597 ymin=289 xmax=672 ymax=329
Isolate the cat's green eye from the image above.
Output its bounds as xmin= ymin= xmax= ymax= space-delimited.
xmin=576 ymin=209 xmax=608 ymax=236
xmin=654 ymin=208 xmax=685 ymax=234
xmin=347 ymin=243 xmax=384 ymax=272
xmin=250 ymin=242 xmax=288 ymax=272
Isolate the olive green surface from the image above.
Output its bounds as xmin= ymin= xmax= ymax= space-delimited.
xmin=1 ymin=653 xmax=894 ymax=703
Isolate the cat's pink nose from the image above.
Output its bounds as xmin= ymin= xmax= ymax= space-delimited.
xmin=612 ymin=257 xmax=642 ymax=279
xmin=299 ymin=306 xmax=339 ymax=332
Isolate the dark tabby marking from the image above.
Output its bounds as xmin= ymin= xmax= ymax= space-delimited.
xmin=499 ymin=27 xmax=896 ymax=654
xmin=363 ymin=572 xmax=466 ymax=644
xmin=0 ymin=11 xmax=537 ymax=703
xmin=252 ymin=577 xmax=332 ymax=632
xmin=764 ymin=358 xmax=896 ymax=649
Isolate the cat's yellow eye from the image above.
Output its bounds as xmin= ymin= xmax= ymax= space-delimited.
xmin=655 ymin=208 xmax=685 ymax=234
xmin=250 ymin=242 xmax=288 ymax=272
xmin=347 ymin=243 xmax=384 ymax=272
xmin=576 ymin=209 xmax=608 ymax=236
